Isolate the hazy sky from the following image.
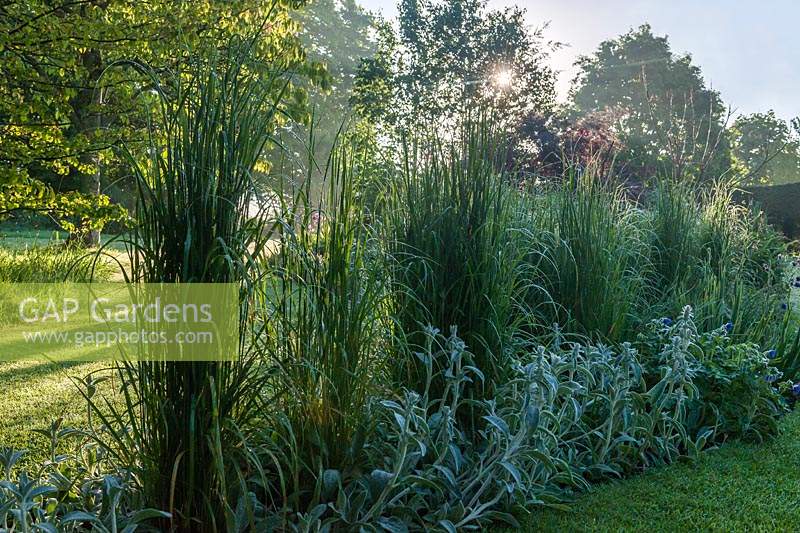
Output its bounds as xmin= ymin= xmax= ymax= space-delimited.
xmin=358 ymin=0 xmax=800 ymax=122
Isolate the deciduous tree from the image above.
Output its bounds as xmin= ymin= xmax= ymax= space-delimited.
xmin=570 ymin=24 xmax=730 ymax=181
xmin=353 ymin=0 xmax=556 ymax=135
xmin=730 ymin=111 xmax=800 ymax=185
xmin=1 ymin=0 xmax=328 ymax=242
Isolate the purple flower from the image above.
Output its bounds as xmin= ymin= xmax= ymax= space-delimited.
xmin=724 ymin=322 xmax=734 ymax=333
xmin=661 ymin=317 xmax=673 ymax=327
xmin=793 ymin=383 xmax=800 ymax=396
xmin=766 ymin=349 xmax=777 ymax=359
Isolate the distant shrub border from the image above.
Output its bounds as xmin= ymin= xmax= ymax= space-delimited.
xmin=736 ymin=182 xmax=800 ymax=239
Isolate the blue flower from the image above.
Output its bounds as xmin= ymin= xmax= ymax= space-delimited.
xmin=724 ymin=322 xmax=733 ymax=333
xmin=793 ymin=383 xmax=800 ymax=396
xmin=765 ymin=374 xmax=779 ymax=383
xmin=766 ymin=349 xmax=777 ymax=359
xmin=782 ymin=303 xmax=789 ymax=311
xmin=661 ymin=317 xmax=673 ymax=327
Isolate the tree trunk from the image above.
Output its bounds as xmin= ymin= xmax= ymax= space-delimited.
xmin=81 ymin=164 xmax=102 ymax=247
xmin=68 ymin=47 xmax=104 ymax=247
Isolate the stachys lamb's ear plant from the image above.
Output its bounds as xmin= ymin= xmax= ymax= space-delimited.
xmin=81 ymin=36 xmax=290 ymax=530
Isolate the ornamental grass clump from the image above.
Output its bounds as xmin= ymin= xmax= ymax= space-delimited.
xmin=520 ymin=172 xmax=650 ymax=341
xmin=79 ymin=38 xmax=284 ymax=530
xmin=0 ymin=244 xmax=113 ymax=282
xmin=647 ymin=178 xmax=789 ymax=349
xmin=259 ymin=141 xmax=392 ymax=515
xmin=385 ymin=119 xmax=524 ymax=398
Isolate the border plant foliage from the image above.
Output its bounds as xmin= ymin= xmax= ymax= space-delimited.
xmin=258 ymin=306 xmax=785 ymax=530
xmin=0 ymin=245 xmax=114 ymax=283
xmin=0 ymin=420 xmax=169 ymax=532
xmin=386 ymin=121 xmax=522 ymax=400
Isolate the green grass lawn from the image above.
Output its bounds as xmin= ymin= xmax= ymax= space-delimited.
xmin=0 ymin=222 xmax=126 ymax=250
xmin=523 ymin=411 xmax=800 ymax=531
xmin=0 ymin=360 xmax=113 ymax=465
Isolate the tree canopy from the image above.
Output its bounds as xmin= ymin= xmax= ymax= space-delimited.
xmin=730 ymin=111 xmax=800 ymax=185
xmin=0 ymin=0 xmax=329 ymax=240
xmin=268 ymin=0 xmax=378 ymax=188
xmin=353 ymin=0 xmax=556 ymax=134
xmin=569 ymin=24 xmax=730 ymax=181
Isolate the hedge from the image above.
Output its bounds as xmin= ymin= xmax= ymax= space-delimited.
xmin=737 ymin=182 xmax=800 ymax=239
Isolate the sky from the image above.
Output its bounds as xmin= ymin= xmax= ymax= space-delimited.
xmin=358 ymin=0 xmax=800 ymax=122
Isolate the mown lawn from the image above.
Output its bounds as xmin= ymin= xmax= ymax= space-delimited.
xmin=0 ymin=226 xmax=123 ymax=465
xmin=0 ymin=360 xmax=113 ymax=465
xmin=0 ymin=222 xmax=126 ymax=250
xmin=524 ymin=411 xmax=800 ymax=531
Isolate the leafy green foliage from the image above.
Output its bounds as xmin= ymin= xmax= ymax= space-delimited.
xmin=0 ymin=420 xmax=169 ymax=532
xmin=637 ymin=307 xmax=786 ymax=442
xmin=261 ymin=0 xmax=380 ymax=202
xmin=256 ymin=303 xmax=783 ymax=529
xmin=0 ymin=178 xmax=128 ymax=237
xmin=647 ymin=179 xmax=788 ymax=343
xmin=570 ymin=24 xmax=731 ymax=181
xmin=730 ymin=111 xmax=800 ymax=185
xmin=353 ymin=0 xmax=556 ymax=133
xmin=515 ymin=174 xmax=791 ymax=355
xmin=2 ymin=25 xmax=798 ymax=529
xmin=0 ymin=0 xmax=329 ymax=239
xmin=1 ymin=0 xmax=798 ymax=530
